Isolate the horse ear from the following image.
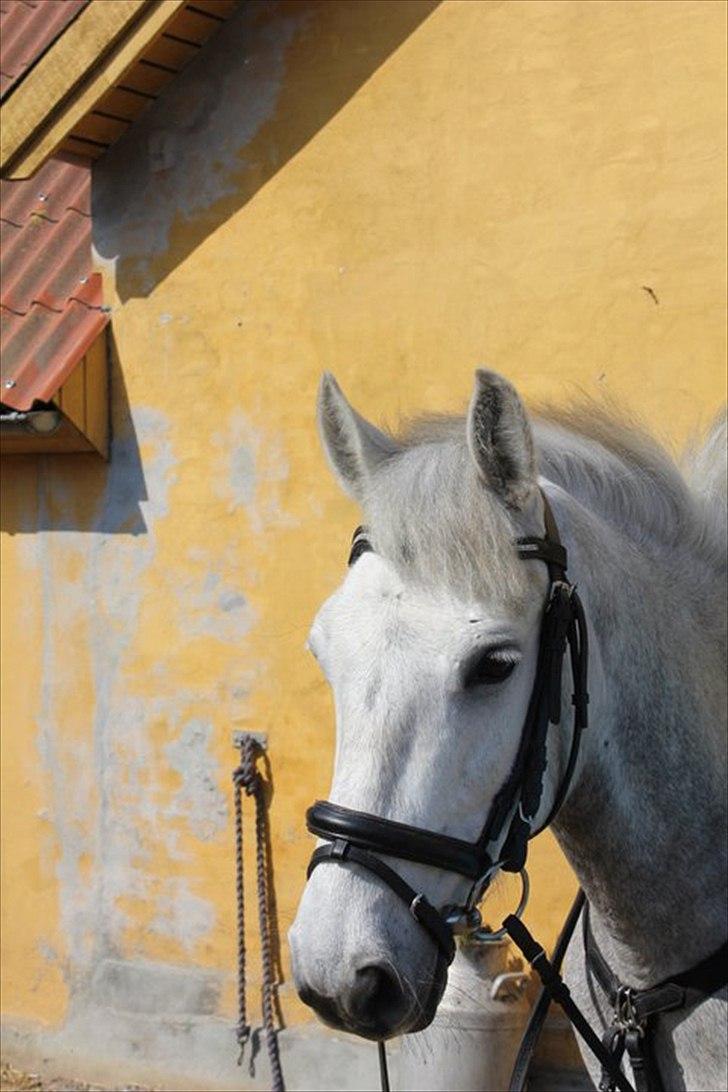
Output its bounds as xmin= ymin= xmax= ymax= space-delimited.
xmin=466 ymin=369 xmax=537 ymax=510
xmin=317 ymin=373 xmax=399 ymax=500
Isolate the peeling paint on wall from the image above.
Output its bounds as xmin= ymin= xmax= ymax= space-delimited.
xmin=165 ymin=721 xmax=228 ymax=842
xmin=172 ymin=568 xmax=256 ymax=643
xmin=149 ymin=880 xmax=217 ymax=952
xmin=213 ymin=409 xmax=296 ymax=534
xmin=91 ymin=957 xmax=222 ymax=1015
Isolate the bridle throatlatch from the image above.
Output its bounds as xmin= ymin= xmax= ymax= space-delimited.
xmin=306 ymin=490 xmax=589 ymax=967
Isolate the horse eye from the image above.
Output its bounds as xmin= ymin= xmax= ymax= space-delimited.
xmin=462 ymin=651 xmax=518 ymax=689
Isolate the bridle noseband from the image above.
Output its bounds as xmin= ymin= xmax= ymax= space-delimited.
xmin=305 ymin=491 xmax=589 ymax=966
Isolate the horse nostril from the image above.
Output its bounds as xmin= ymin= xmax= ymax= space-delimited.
xmin=344 ymin=963 xmax=406 ymax=1029
xmin=297 ymin=983 xmax=342 ymax=1028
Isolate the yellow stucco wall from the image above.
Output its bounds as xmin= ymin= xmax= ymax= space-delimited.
xmin=1 ymin=0 xmax=725 ymax=1075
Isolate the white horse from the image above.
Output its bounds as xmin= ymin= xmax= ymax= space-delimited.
xmin=289 ymin=369 xmax=727 ymax=1091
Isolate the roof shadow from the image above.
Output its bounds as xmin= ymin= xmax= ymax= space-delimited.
xmin=92 ymin=0 xmax=441 ymax=301
xmin=0 ymin=334 xmax=148 ymax=535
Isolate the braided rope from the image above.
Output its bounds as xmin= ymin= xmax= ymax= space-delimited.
xmin=233 ymin=760 xmax=249 ymax=1061
xmin=233 ymin=736 xmax=285 ymax=1092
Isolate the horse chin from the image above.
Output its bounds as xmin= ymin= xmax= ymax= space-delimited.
xmin=406 ymin=998 xmax=441 ymax=1034
xmin=308 ymin=965 xmax=446 ymax=1043
xmin=403 ymin=962 xmax=448 ymax=1034
xmin=312 ymin=1006 xmax=418 ymax=1043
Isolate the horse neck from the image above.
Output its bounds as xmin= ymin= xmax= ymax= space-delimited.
xmin=549 ymin=487 xmax=727 ymax=987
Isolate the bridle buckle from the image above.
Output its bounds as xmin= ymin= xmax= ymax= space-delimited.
xmin=614 ymin=986 xmax=644 ymax=1036
xmin=444 ymin=867 xmax=531 ymax=944
xmin=442 ymin=905 xmax=483 ymax=935
xmin=409 ymin=893 xmax=424 ymax=920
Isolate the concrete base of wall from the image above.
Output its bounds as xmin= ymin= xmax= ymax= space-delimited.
xmin=2 ymin=1009 xmax=593 ymax=1092
xmin=2 ymin=1011 xmax=383 ymax=1092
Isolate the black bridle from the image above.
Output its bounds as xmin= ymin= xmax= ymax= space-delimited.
xmin=305 ymin=492 xmax=589 ymax=965
xmin=301 ymin=495 xmax=727 ymax=1092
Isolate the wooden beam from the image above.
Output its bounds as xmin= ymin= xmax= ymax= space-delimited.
xmin=83 ymin=330 xmax=110 ymax=459
xmin=0 ymin=415 xmax=95 ymax=455
xmin=1 ymin=0 xmax=187 ymax=179
xmin=53 ymin=331 xmax=109 ymax=458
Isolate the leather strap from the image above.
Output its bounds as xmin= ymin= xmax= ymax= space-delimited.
xmin=307 ymin=801 xmax=487 ymax=880
xmin=516 ymin=537 xmax=568 ymax=571
xmin=505 ymin=912 xmax=635 ymax=1092
xmin=599 ymin=1027 xmax=628 ymax=1092
xmin=585 ymin=904 xmax=728 ymax=1017
xmin=508 ymin=888 xmax=586 ymax=1091
xmin=307 ymin=841 xmax=456 ymax=964
xmin=625 ymin=1029 xmax=652 ymax=1092
xmin=585 ymin=904 xmax=728 ymax=1092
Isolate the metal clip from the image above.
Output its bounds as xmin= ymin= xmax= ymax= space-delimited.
xmin=443 ymin=904 xmax=482 ymax=934
xmin=410 ymin=893 xmax=423 ymax=920
xmin=614 ymin=986 xmax=644 ymax=1035
xmin=232 ymin=730 xmax=267 ymax=750
xmin=448 ymin=868 xmax=531 ymax=945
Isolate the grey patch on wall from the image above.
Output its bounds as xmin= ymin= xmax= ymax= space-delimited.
xmin=2 ymin=1006 xmax=386 ymax=1092
xmin=91 ymin=957 xmax=222 ymax=1015
xmin=173 ymin=568 xmax=256 ymax=643
xmin=230 ymin=444 xmax=257 ymax=509
xmin=91 ymin=698 xmax=221 ymax=954
xmin=92 ymin=2 xmax=302 ymax=295
xmin=212 ymin=409 xmax=297 ymax=533
xmin=165 ymin=720 xmax=228 ymax=841
xmin=28 ymin=407 xmax=181 ymax=992
xmin=148 ymin=880 xmax=217 ymax=951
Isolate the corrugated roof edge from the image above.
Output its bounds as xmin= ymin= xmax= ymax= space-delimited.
xmin=1 ymin=273 xmax=109 ymax=411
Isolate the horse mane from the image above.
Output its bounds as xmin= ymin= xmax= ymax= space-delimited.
xmin=533 ymin=401 xmax=727 ymax=575
xmin=366 ymin=399 xmax=726 ymax=599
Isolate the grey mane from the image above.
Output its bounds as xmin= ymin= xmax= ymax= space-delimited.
xmin=534 ymin=403 xmax=727 ymax=576
xmin=363 ymin=401 xmax=727 ymax=606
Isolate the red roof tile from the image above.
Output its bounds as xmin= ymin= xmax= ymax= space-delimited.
xmin=1 ymin=153 xmax=108 ymax=411
xmin=0 ymin=0 xmax=90 ymax=101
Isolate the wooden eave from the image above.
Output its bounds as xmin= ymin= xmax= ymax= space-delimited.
xmin=0 ymin=328 xmax=109 ymax=458
xmin=1 ymin=0 xmax=238 ymax=179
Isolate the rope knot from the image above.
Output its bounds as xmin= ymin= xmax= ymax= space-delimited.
xmin=233 ymin=736 xmax=262 ymax=796
xmin=236 ymin=1020 xmax=251 ymax=1065
xmin=233 ymin=763 xmax=261 ymax=796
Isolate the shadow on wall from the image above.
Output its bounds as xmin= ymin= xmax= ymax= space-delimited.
xmin=93 ymin=0 xmax=441 ymax=302
xmin=0 ymin=334 xmax=148 ymax=535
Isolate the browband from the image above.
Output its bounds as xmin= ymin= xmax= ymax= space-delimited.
xmin=349 ymin=526 xmax=567 ymax=574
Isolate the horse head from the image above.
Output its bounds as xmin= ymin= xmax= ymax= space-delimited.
xmin=289 ymin=370 xmax=571 ymax=1039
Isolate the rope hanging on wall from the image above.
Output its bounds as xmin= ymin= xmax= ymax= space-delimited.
xmin=233 ymin=733 xmax=285 ymax=1092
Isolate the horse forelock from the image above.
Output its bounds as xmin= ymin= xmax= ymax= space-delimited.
xmin=358 ymin=400 xmax=725 ymax=604
xmin=362 ymin=435 xmax=533 ymax=607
